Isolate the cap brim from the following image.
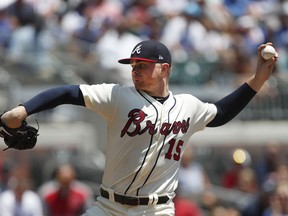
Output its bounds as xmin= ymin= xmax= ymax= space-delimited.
xmin=118 ymin=57 xmax=157 ymax=64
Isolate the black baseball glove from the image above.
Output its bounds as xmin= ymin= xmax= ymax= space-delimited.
xmin=0 ymin=115 xmax=39 ymax=151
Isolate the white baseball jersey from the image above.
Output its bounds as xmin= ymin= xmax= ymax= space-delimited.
xmin=80 ymin=83 xmax=217 ymax=197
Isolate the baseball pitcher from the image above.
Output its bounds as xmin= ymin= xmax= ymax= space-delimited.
xmin=0 ymin=40 xmax=278 ymax=215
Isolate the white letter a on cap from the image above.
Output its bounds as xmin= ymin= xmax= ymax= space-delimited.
xmin=132 ymin=45 xmax=142 ymax=55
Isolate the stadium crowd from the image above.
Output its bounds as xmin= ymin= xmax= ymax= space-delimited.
xmin=0 ymin=0 xmax=288 ymax=216
xmin=0 ymin=0 xmax=288 ymax=85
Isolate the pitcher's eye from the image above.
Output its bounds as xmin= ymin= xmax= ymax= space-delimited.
xmin=138 ymin=63 xmax=146 ymax=69
xmin=131 ymin=63 xmax=148 ymax=70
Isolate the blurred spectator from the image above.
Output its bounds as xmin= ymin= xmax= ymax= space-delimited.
xmin=29 ymin=0 xmax=70 ymax=48
xmin=211 ymin=205 xmax=241 ymax=216
xmin=254 ymin=141 xmax=282 ymax=186
xmin=0 ymin=0 xmax=284 ymax=86
xmin=38 ymin=163 xmax=93 ymax=216
xmin=94 ymin=19 xmax=142 ymax=85
xmin=276 ymin=163 xmax=288 ymax=182
xmin=160 ymin=1 xmax=234 ymax=86
xmin=123 ymin=0 xmax=159 ymax=38
xmin=67 ymin=1 xmax=111 ymax=63
xmin=156 ymin=0 xmax=189 ymax=16
xmin=201 ymin=0 xmax=233 ymax=31
xmin=199 ymin=190 xmax=220 ymax=214
xmin=223 ymin=0 xmax=251 ymax=18
xmin=0 ymin=9 xmax=12 ymax=49
xmin=6 ymin=23 xmax=39 ymax=64
xmin=4 ymin=0 xmax=52 ymax=69
xmin=233 ymin=15 xmax=266 ymax=56
xmin=174 ymin=191 xmax=203 ymax=216
xmin=240 ymin=182 xmax=274 ymax=216
xmin=0 ymin=0 xmax=285 ymax=86
xmin=161 ymin=1 xmax=232 ymax=58
xmin=211 ymin=205 xmax=228 ymax=216
xmin=71 ymin=17 xmax=102 ymax=62
xmin=160 ymin=2 xmax=207 ymax=57
xmin=0 ymin=159 xmax=14 ymax=192
xmin=178 ymin=145 xmax=211 ymax=197
xmin=27 ymin=0 xmax=63 ymax=19
xmin=262 ymin=181 xmax=288 ymax=216
xmin=90 ymin=0 xmax=123 ymax=26
xmin=65 ymin=0 xmax=123 ymax=36
xmin=0 ymin=167 xmax=44 ymax=216
xmin=5 ymin=0 xmax=42 ymax=29
xmin=226 ymin=207 xmax=241 ymax=216
xmin=237 ymin=167 xmax=258 ymax=193
xmin=221 ymin=161 xmax=244 ymax=189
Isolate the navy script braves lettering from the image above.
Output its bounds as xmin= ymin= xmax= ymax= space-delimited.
xmin=121 ymin=109 xmax=190 ymax=137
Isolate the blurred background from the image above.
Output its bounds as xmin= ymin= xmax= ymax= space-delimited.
xmin=0 ymin=0 xmax=288 ymax=215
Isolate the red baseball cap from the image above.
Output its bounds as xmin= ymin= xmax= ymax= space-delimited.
xmin=118 ymin=40 xmax=172 ymax=65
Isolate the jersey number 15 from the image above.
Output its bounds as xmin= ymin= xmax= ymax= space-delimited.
xmin=165 ymin=139 xmax=184 ymax=161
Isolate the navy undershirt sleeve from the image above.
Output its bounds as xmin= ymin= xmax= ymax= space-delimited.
xmin=22 ymin=85 xmax=85 ymax=115
xmin=207 ymin=83 xmax=257 ymax=127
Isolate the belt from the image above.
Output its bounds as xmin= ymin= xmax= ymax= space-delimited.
xmin=100 ymin=187 xmax=169 ymax=206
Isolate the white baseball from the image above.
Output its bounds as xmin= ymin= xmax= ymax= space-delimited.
xmin=261 ymin=45 xmax=276 ymax=60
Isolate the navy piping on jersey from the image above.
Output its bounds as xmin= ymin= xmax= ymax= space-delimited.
xmin=124 ymin=90 xmax=159 ymax=195
xmin=137 ymin=95 xmax=177 ymax=195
